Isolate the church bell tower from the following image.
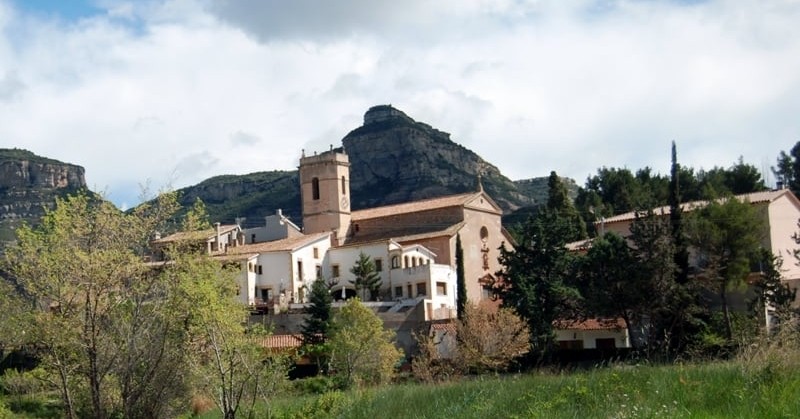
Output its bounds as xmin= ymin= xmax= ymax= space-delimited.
xmin=299 ymin=148 xmax=351 ymax=245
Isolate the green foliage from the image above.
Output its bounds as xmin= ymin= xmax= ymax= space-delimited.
xmin=751 ymin=250 xmax=798 ymax=325
xmin=183 ymin=197 xmax=211 ymax=231
xmin=688 ymin=197 xmax=765 ymax=341
xmin=546 ymin=171 xmax=587 ymax=241
xmin=328 ymin=299 xmax=404 ymax=387
xmin=772 ymin=141 xmax=800 ymax=195
xmin=349 ymin=252 xmax=381 ymax=301
xmin=455 ymin=234 xmax=466 ymax=320
xmin=578 ymin=233 xmax=643 ymax=348
xmin=265 ymin=354 xmax=800 ymax=418
xmin=301 ymin=278 xmax=334 ymax=374
xmin=498 ymin=209 xmax=581 ymax=360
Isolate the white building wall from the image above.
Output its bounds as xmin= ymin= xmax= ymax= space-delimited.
xmin=555 ymin=329 xmax=631 ymax=349
xmin=767 ymin=195 xmax=800 ymax=281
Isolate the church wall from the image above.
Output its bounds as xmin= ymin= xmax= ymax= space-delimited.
xmin=459 ymin=207 xmax=509 ymax=303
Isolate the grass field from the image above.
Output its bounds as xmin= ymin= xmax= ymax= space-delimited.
xmin=5 ymin=353 xmax=800 ymax=418
xmin=196 ymin=357 xmax=800 ymax=419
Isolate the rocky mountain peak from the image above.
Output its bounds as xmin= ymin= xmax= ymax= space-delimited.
xmin=0 ymin=148 xmax=87 ymax=241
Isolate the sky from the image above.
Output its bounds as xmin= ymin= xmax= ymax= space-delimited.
xmin=1 ymin=0 xmax=799 ymax=209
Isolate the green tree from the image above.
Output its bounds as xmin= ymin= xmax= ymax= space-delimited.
xmin=751 ymin=250 xmax=797 ymax=327
xmin=772 ymin=141 xmax=800 ymax=194
xmin=688 ymin=197 xmax=765 ymax=340
xmin=328 ymin=299 xmax=403 ymax=387
xmin=2 ymin=191 xmax=190 ymax=419
xmin=670 ymin=142 xmax=691 ymax=285
xmin=498 ymin=209 xmax=581 ymax=361
xmin=547 ymin=171 xmax=587 ymax=241
xmin=349 ymin=252 xmax=381 ymax=301
xmin=456 ymin=234 xmax=467 ymax=319
xmin=301 ymin=277 xmax=334 ymax=373
xmin=179 ymin=253 xmax=288 ymax=419
xmin=579 ymin=233 xmax=645 ymax=350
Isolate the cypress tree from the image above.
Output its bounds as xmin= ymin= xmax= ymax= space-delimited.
xmin=670 ymin=142 xmax=690 ymax=284
xmin=456 ymin=234 xmax=467 ymax=319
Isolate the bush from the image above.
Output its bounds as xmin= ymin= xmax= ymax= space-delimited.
xmin=294 ymin=376 xmax=339 ymax=395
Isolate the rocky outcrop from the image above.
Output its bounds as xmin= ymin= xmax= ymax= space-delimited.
xmin=343 ymin=105 xmax=530 ymax=211
xmin=0 ymin=149 xmax=86 ymax=241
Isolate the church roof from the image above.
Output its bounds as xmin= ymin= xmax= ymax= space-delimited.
xmin=343 ymin=221 xmax=465 ymax=246
xmin=351 ymin=192 xmax=484 ymax=221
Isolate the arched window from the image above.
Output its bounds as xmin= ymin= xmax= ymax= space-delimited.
xmin=312 ymin=177 xmax=320 ymax=200
xmin=391 ymin=256 xmax=400 ymax=269
xmin=341 ymin=176 xmax=347 ymax=195
xmin=480 ymin=226 xmax=489 ymax=242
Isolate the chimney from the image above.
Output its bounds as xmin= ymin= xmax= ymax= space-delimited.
xmin=777 ymin=180 xmax=785 ymax=190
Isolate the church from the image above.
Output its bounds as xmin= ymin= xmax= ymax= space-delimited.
xmin=198 ymin=146 xmax=515 ymax=321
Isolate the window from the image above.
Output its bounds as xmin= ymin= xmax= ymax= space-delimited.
xmin=375 ymin=258 xmax=383 ymax=272
xmin=248 ymin=262 xmax=254 ymax=272
xmin=436 ymin=282 xmax=447 ymax=296
xmin=341 ymin=176 xmax=346 ymax=194
xmin=404 ymin=256 xmax=409 ymax=268
xmin=257 ymin=265 xmax=263 ymax=275
xmin=332 ymin=264 xmax=340 ymax=278
xmin=391 ymin=256 xmax=400 ymax=269
xmin=480 ymin=226 xmax=489 ymax=242
xmin=313 ymin=247 xmax=319 ymax=259
xmin=316 ymin=265 xmax=322 ymax=278
xmin=596 ymin=338 xmax=616 ymax=350
xmin=407 ymin=284 xmax=413 ymax=298
xmin=297 ymin=261 xmax=304 ymax=281
xmin=395 ymin=286 xmax=403 ymax=298
xmin=251 ymin=233 xmax=256 ymax=243
xmin=416 ymin=282 xmax=427 ymax=296
xmin=312 ymin=177 xmax=320 ymax=200
xmin=559 ymin=340 xmax=584 ymax=350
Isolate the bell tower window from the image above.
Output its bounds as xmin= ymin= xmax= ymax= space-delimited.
xmin=312 ymin=177 xmax=320 ymax=200
xmin=342 ymin=176 xmax=347 ymax=195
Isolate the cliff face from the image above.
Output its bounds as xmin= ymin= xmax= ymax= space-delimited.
xmin=343 ymin=105 xmax=531 ymax=211
xmin=0 ymin=149 xmax=86 ymax=241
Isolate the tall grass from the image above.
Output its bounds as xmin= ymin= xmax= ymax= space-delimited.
xmin=263 ymin=357 xmax=800 ymax=419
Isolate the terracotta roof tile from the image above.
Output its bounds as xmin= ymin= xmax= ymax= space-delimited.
xmin=225 ymin=232 xmax=330 ymax=255
xmin=259 ymin=334 xmax=303 ymax=349
xmin=153 ymin=224 xmax=239 ymax=243
xmin=555 ymin=318 xmax=626 ymax=331
xmin=603 ymin=189 xmax=792 ymax=224
xmin=351 ymin=192 xmax=479 ymax=221
xmin=343 ymin=222 xmax=464 ymax=246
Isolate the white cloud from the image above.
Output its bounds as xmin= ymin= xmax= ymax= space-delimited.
xmin=0 ymin=0 xmax=798 ymax=208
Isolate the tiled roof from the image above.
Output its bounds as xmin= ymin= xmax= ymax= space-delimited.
xmin=555 ymin=318 xmax=626 ymax=331
xmin=153 ymin=224 xmax=239 ymax=243
xmin=259 ymin=334 xmax=303 ymax=349
xmin=602 ymin=189 xmax=792 ymax=224
xmin=351 ymin=192 xmax=480 ymax=221
xmin=429 ymin=322 xmax=457 ymax=335
xmin=224 ymin=232 xmax=330 ymax=254
xmin=343 ymin=222 xmax=464 ymax=246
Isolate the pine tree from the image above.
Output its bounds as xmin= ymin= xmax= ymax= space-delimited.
xmin=301 ymin=277 xmax=333 ymax=345
xmin=456 ymin=234 xmax=467 ymax=319
xmin=349 ymin=252 xmax=382 ymax=301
